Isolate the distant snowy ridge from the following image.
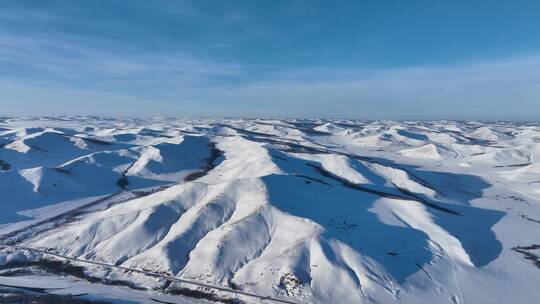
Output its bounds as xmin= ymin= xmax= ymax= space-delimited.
xmin=0 ymin=117 xmax=539 ymax=304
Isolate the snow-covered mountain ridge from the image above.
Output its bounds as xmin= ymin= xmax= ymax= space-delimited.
xmin=0 ymin=116 xmax=539 ymax=304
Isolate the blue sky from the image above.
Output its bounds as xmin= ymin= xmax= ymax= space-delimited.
xmin=1 ymin=0 xmax=539 ymax=120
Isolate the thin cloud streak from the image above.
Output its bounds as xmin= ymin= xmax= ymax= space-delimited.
xmin=0 ymin=16 xmax=539 ymax=120
xmin=180 ymin=55 xmax=540 ymax=120
xmin=2 ymin=53 xmax=539 ymax=120
xmin=0 ymin=32 xmax=243 ymax=84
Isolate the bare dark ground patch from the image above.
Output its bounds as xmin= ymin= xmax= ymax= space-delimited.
xmin=512 ymin=244 xmax=540 ymax=269
xmin=184 ymin=142 xmax=224 ymax=181
xmin=0 ymin=159 xmax=10 ymax=171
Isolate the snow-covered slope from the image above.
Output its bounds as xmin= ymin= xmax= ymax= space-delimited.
xmin=1 ymin=116 xmax=539 ymax=304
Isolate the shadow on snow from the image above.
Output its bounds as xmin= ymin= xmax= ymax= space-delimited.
xmin=263 ymin=150 xmax=504 ymax=283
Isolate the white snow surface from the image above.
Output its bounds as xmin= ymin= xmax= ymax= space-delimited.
xmin=0 ymin=116 xmax=539 ymax=304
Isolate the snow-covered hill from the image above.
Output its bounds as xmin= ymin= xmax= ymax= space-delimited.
xmin=1 ymin=117 xmax=539 ymax=304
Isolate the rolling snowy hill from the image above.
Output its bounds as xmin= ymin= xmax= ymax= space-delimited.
xmin=1 ymin=116 xmax=539 ymax=304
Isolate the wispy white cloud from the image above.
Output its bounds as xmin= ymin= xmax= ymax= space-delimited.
xmin=2 ymin=52 xmax=539 ymax=120
xmin=0 ymin=32 xmax=243 ymax=84
xmin=172 ymin=55 xmax=540 ymax=120
xmin=0 ymin=5 xmax=539 ymax=120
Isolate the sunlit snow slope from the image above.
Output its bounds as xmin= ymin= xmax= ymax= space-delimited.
xmin=1 ymin=116 xmax=539 ymax=304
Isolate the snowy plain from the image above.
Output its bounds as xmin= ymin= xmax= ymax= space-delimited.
xmin=0 ymin=116 xmax=539 ymax=304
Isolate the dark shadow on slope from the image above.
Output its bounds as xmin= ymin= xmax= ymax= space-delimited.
xmin=396 ymin=129 xmax=429 ymax=142
xmin=399 ymin=167 xmax=490 ymax=205
xmin=431 ymin=202 xmax=504 ymax=267
xmin=112 ymin=133 xmax=139 ymax=142
xmin=142 ymin=136 xmax=214 ymax=176
xmin=284 ymin=121 xmax=331 ymax=136
xmin=239 ymin=131 xmax=505 ymax=267
xmin=0 ymin=136 xmax=219 ymax=226
xmin=220 ymin=125 xmax=281 ymax=139
xmin=0 ymin=132 xmax=134 ymax=171
xmin=0 ymin=137 xmax=10 ymax=149
xmin=306 ymin=163 xmax=461 ymax=216
xmin=0 ymin=159 xmax=10 ymax=171
xmin=184 ymin=142 xmax=224 ymax=181
xmin=264 ymin=152 xmax=433 ymax=282
xmin=264 ymin=150 xmax=505 ymax=282
xmin=346 ymin=156 xmax=505 ymax=267
xmin=263 ymin=172 xmax=432 ymax=283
